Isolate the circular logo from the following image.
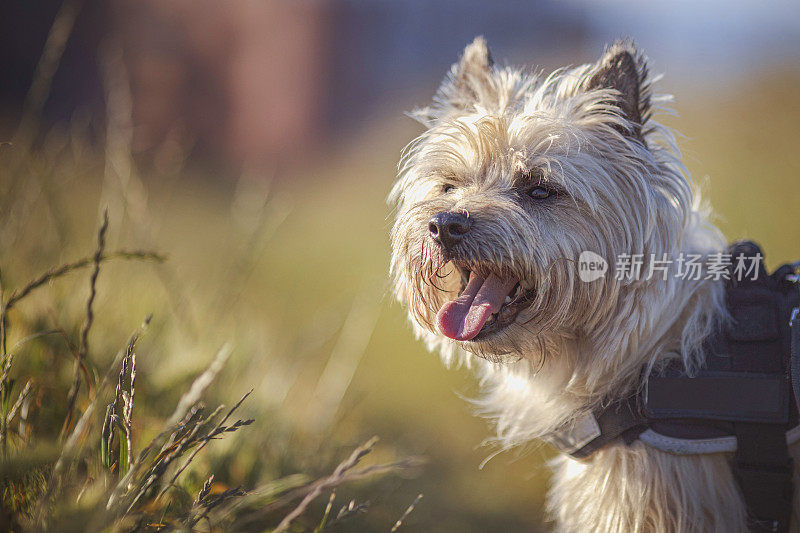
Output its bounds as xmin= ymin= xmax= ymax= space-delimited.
xmin=578 ymin=251 xmax=608 ymax=282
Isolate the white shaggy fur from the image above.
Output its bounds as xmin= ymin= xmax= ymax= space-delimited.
xmin=388 ymin=38 xmax=800 ymax=531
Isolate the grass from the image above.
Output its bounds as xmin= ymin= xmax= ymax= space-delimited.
xmin=0 ymin=24 xmax=425 ymax=524
xmin=0 ymin=196 xmax=420 ymax=531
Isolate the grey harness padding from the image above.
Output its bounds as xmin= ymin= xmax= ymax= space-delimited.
xmin=547 ymin=241 xmax=800 ymax=533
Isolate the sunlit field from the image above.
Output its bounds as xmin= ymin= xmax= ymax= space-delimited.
xmin=1 ymin=50 xmax=798 ymax=531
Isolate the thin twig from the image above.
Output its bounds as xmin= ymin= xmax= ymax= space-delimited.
xmin=163 ymin=389 xmax=253 ymax=494
xmin=164 ymin=344 xmax=232 ymax=430
xmin=4 ymin=380 xmax=32 ymax=428
xmin=125 ymin=353 xmax=136 ymax=472
xmin=0 ymin=267 xmax=7 ymax=358
xmin=273 ymin=437 xmax=378 ymax=533
xmin=313 ymin=491 xmax=336 ymax=533
xmin=4 ymin=250 xmax=166 ymax=312
xmin=237 ymin=459 xmax=419 ymax=529
xmin=390 ymin=493 xmax=423 ymax=532
xmin=80 ymin=210 xmax=108 ymax=360
xmin=63 ymin=211 xmax=109 ymax=436
xmin=13 ymin=0 xmax=85 ymax=150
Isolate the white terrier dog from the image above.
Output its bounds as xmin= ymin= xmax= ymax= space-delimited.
xmin=388 ymin=37 xmax=800 ymax=532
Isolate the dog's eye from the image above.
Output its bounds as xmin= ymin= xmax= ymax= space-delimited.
xmin=442 ymin=184 xmax=456 ymax=193
xmin=529 ymin=186 xmax=551 ymax=199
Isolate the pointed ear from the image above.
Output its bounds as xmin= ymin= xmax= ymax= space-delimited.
xmin=437 ymin=36 xmax=495 ymax=111
xmin=584 ymin=40 xmax=650 ymax=138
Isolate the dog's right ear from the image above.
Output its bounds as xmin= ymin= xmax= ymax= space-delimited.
xmin=583 ymin=40 xmax=651 ymax=139
xmin=425 ymin=37 xmax=495 ymax=119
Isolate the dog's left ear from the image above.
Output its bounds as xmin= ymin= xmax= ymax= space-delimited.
xmin=438 ymin=36 xmax=495 ymax=112
xmin=584 ymin=40 xmax=650 ymax=138
xmin=413 ymin=37 xmax=495 ymax=125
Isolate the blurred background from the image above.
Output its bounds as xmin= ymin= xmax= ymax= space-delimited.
xmin=0 ymin=0 xmax=798 ymax=530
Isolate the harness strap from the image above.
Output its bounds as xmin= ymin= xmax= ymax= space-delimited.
xmin=566 ymin=396 xmax=646 ymax=459
xmin=733 ymin=422 xmax=793 ymax=532
xmin=645 ymin=371 xmax=788 ymax=423
xmin=559 ymin=399 xmax=795 ymax=532
xmin=791 ymin=307 xmax=800 ymax=414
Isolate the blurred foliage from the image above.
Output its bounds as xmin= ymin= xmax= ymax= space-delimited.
xmin=0 ymin=141 xmax=422 ymax=531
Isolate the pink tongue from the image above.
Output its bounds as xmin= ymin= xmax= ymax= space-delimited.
xmin=436 ymin=272 xmax=518 ymax=341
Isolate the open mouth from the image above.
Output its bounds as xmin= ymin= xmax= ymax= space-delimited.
xmin=435 ymin=263 xmax=536 ymax=342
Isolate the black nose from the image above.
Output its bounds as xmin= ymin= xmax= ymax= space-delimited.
xmin=429 ymin=212 xmax=471 ymax=248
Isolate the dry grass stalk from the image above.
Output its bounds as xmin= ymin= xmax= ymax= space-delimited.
xmin=103 ymin=344 xmax=247 ymax=521
xmin=391 ymin=493 xmax=424 ymax=532
xmin=101 ymin=349 xmax=136 ymax=477
xmin=33 ymin=314 xmax=151 ymax=525
xmin=4 ymin=380 xmax=32 ymax=429
xmin=63 ymin=210 xmax=109 ymax=436
xmin=165 ymin=344 xmax=232 ymax=430
xmin=273 ymin=436 xmax=379 ymax=532
xmin=14 ymin=0 xmax=85 ymax=150
xmin=162 ymin=388 xmax=255 ymax=496
xmin=3 ymin=249 xmax=166 ymax=312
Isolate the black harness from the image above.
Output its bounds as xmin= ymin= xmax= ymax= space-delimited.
xmin=559 ymin=241 xmax=800 ymax=532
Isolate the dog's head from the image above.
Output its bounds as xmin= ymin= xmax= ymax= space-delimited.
xmin=389 ymin=38 xmax=699 ymax=365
